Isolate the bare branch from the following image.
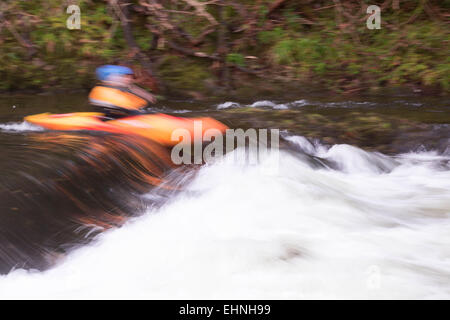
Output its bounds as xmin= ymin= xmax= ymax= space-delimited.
xmin=178 ymin=0 xmax=218 ymax=25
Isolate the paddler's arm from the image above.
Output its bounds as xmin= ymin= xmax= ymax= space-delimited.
xmin=127 ymin=84 xmax=156 ymax=104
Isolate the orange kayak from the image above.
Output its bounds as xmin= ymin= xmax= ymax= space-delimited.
xmin=24 ymin=112 xmax=228 ymax=146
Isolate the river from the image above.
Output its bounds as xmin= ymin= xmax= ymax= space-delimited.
xmin=0 ymin=91 xmax=449 ymax=299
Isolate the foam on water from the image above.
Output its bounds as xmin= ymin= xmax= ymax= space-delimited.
xmin=249 ymin=101 xmax=288 ymax=109
xmin=0 ymin=121 xmax=44 ymax=132
xmin=214 ymin=99 xmax=390 ymax=110
xmin=216 ymin=100 xmax=308 ymax=110
xmin=0 ymin=137 xmax=449 ymax=299
xmin=217 ymin=102 xmax=240 ymax=109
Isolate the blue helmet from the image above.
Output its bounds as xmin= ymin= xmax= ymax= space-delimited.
xmin=96 ymin=65 xmax=133 ymax=81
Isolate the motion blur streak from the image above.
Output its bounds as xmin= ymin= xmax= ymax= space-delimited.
xmin=0 ymin=135 xmax=449 ymax=299
xmin=0 ymin=131 xmax=178 ymax=274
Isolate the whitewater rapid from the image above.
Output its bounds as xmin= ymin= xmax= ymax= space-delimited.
xmin=0 ymin=136 xmax=449 ymax=299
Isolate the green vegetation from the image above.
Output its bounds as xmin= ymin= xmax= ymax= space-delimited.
xmin=0 ymin=0 xmax=448 ymax=94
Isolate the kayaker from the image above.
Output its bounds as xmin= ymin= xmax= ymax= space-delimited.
xmin=89 ymin=65 xmax=156 ymax=119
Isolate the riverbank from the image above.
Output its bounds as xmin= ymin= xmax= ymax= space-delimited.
xmin=1 ymin=1 xmax=448 ymax=96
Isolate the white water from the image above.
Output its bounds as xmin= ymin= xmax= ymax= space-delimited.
xmin=1 ymin=137 xmax=449 ymax=299
xmin=0 ymin=121 xmax=43 ymax=132
xmin=215 ymin=99 xmax=431 ymax=110
xmin=217 ymin=100 xmax=308 ymax=110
